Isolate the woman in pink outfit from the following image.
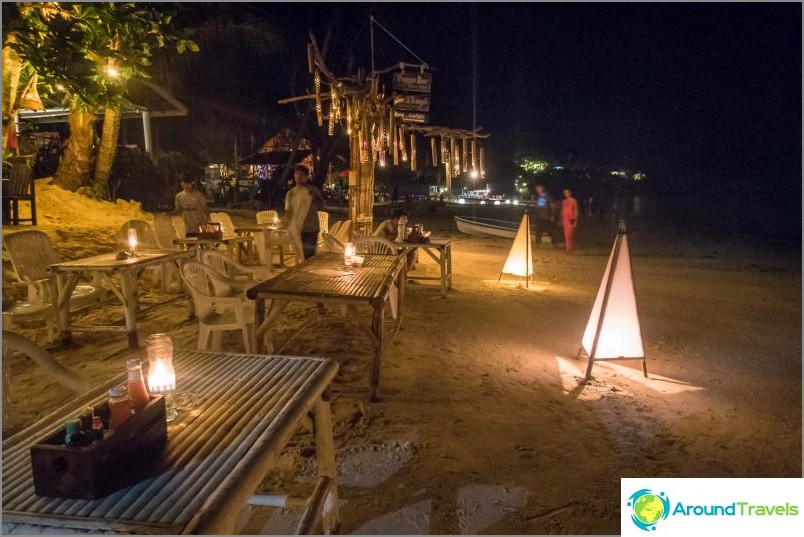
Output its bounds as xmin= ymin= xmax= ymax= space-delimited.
xmin=561 ymin=188 xmax=579 ymax=254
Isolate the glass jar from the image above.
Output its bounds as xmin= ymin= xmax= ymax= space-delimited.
xmin=146 ymin=333 xmax=175 ymax=394
xmin=108 ymin=385 xmax=132 ymax=430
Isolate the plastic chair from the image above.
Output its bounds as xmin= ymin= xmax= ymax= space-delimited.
xmin=172 ymin=217 xmax=186 ymax=239
xmin=2 ymin=155 xmax=36 ymax=226
xmin=256 ymin=210 xmax=279 ymax=225
xmin=3 ymin=230 xmax=103 ymax=341
xmin=321 ymin=233 xmax=344 ymax=253
xmin=316 ymin=211 xmax=329 ymax=251
xmin=209 ymin=212 xmax=237 ymax=238
xmin=153 ymin=213 xmax=180 ymax=249
xmin=372 ymin=219 xmax=392 ymax=237
xmin=118 ymin=220 xmax=169 ymax=290
xmin=200 ymin=250 xmax=273 ymax=289
xmin=328 ymin=220 xmax=343 ymax=237
xmin=334 ymin=220 xmax=353 ymax=244
xmin=353 ymin=237 xmax=400 ymax=319
xmin=179 ymin=260 xmax=255 ymax=353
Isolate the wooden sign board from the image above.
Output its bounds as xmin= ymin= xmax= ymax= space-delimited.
xmin=395 ymin=93 xmax=431 ymax=112
xmin=393 ymin=110 xmax=430 ymax=124
xmin=393 ymin=71 xmax=432 ymax=93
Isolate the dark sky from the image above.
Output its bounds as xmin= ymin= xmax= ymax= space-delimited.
xmin=183 ymin=2 xmax=801 ymax=208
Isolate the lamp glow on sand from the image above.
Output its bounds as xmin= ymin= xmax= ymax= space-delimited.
xmin=554 ymin=356 xmax=702 ymax=396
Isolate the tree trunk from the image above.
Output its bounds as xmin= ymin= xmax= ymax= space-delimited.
xmin=93 ymin=106 xmax=121 ymax=188
xmin=54 ymin=109 xmax=95 ymax=191
xmin=2 ymin=46 xmax=22 ymax=154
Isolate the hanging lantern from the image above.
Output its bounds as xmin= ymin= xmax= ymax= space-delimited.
xmin=346 ymin=100 xmax=352 ymax=135
xmin=328 ymin=87 xmax=336 ymax=136
xmin=452 ymin=137 xmax=460 ymax=175
xmin=462 ymin=137 xmax=469 ymax=173
xmin=431 ymin=137 xmax=438 ymax=166
xmin=441 ymin=137 xmax=449 ymax=163
xmin=314 ymin=69 xmax=323 ymax=127
xmin=20 ymin=73 xmax=45 ymax=111
xmin=410 ymin=133 xmax=417 ymax=171
xmin=390 ymin=108 xmax=398 ymax=165
xmin=479 ymin=146 xmax=486 ymax=178
xmin=471 ymin=139 xmax=477 ymax=171
xmin=399 ymin=127 xmax=408 ymax=162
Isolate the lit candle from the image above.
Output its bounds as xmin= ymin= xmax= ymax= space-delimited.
xmin=127 ymin=228 xmax=138 ymax=254
xmin=344 ymin=242 xmax=356 ymax=266
xmin=146 ymin=334 xmax=175 ymax=394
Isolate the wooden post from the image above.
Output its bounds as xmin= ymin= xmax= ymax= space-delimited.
xmin=313 ymin=390 xmax=339 ymax=533
xmin=120 ymin=269 xmax=140 ymax=349
xmin=369 ymin=304 xmax=384 ymax=402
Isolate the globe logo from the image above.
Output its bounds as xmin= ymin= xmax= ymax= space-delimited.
xmin=627 ymin=489 xmax=670 ymax=531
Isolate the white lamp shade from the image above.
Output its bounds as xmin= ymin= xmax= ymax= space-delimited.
xmin=501 ymin=211 xmax=533 ymax=278
xmin=582 ymin=232 xmax=644 ymax=359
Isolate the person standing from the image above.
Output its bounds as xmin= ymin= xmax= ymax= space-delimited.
xmin=561 ymin=188 xmax=579 ymax=254
xmin=283 ymin=164 xmax=323 ymax=261
xmin=532 ymin=184 xmax=558 ymax=248
xmin=172 ymin=175 xmax=210 ymax=237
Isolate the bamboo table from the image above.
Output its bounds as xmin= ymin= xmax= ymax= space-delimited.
xmin=246 ymin=252 xmax=407 ymax=402
xmin=2 ymin=350 xmax=340 ymax=535
xmin=397 ymin=238 xmax=454 ymax=297
xmin=49 ymin=249 xmax=194 ymax=349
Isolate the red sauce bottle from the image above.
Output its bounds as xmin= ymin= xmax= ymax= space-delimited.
xmin=126 ymin=359 xmax=150 ymax=413
xmin=108 ymin=386 xmax=132 ymax=430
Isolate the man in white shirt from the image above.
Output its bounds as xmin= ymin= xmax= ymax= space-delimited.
xmin=172 ymin=176 xmax=210 ymax=236
xmin=283 ymin=165 xmax=324 ymax=261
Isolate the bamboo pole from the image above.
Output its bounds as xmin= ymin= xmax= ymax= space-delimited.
xmin=430 ymin=137 xmax=438 ymax=166
xmin=410 ymin=133 xmax=417 ymax=171
xmin=462 ymin=137 xmax=468 ymax=172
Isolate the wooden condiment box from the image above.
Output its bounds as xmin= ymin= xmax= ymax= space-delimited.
xmin=30 ymin=395 xmax=168 ymax=500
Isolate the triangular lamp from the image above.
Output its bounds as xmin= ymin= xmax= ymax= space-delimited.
xmin=19 ymin=73 xmax=45 ymax=111
xmin=579 ymin=219 xmax=646 ymax=380
xmin=498 ymin=209 xmax=534 ymax=287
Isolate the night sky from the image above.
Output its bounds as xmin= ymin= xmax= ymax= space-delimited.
xmin=176 ymin=2 xmax=801 ymax=236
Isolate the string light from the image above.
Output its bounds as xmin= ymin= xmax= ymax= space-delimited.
xmin=399 ymin=127 xmax=407 ymax=162
xmin=410 ymin=133 xmax=417 ymax=171
xmin=346 ymin=100 xmax=352 ymax=135
xmin=328 ymin=86 xmax=336 ymax=136
xmin=314 ymin=69 xmax=323 ymax=127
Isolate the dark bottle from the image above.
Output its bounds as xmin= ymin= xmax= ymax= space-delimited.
xmin=79 ymin=406 xmax=93 ymax=431
xmin=91 ymin=415 xmax=104 ymax=442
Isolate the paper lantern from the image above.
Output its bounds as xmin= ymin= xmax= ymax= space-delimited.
xmin=579 ymin=220 xmax=646 ymax=379
xmin=499 ymin=210 xmax=533 ymax=285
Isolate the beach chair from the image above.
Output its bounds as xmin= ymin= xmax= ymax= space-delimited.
xmin=179 ymin=260 xmax=255 ymax=353
xmin=256 ymin=210 xmax=278 ymax=225
xmin=2 ymin=231 xmax=103 ymax=341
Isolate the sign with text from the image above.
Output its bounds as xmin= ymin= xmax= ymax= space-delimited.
xmin=393 ymin=110 xmax=430 ymax=124
xmin=393 ymin=71 xmax=432 ymax=93
xmin=395 ymin=93 xmax=431 ymax=112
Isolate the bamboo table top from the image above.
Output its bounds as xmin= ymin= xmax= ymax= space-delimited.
xmin=2 ymin=350 xmax=339 ymax=535
xmin=246 ymin=252 xmax=406 ymax=305
xmin=397 ymin=237 xmax=453 ymax=249
xmin=234 ymin=224 xmax=285 ymax=234
xmin=49 ymin=249 xmax=193 ymax=273
xmin=173 ymin=236 xmax=253 ymax=248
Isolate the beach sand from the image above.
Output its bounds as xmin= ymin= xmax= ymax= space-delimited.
xmin=2 ymin=181 xmax=801 ymax=534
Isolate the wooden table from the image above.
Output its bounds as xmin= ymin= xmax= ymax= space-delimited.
xmin=49 ymin=249 xmax=194 ymax=349
xmin=397 ymin=238 xmax=454 ymax=297
xmin=247 ymin=252 xmax=407 ymax=402
xmin=173 ymin=235 xmax=253 ymax=262
xmin=2 ymin=350 xmax=340 ymax=535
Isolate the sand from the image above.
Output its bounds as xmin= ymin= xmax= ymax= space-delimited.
xmin=2 ymin=183 xmax=801 ymax=534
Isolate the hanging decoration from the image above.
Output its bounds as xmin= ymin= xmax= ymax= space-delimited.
xmin=314 ymin=69 xmax=323 ymax=127
xmin=19 ymin=73 xmax=45 ymax=111
xmin=479 ymin=146 xmax=486 ymax=178
xmin=452 ymin=137 xmax=460 ymax=175
xmin=346 ymin=100 xmax=352 ymax=135
xmin=471 ymin=139 xmax=477 ymax=173
xmin=410 ymin=133 xmax=417 ymax=171
xmin=462 ymin=137 xmax=469 ymax=173
xmin=431 ymin=137 xmax=438 ymax=167
xmin=399 ymin=127 xmax=408 ymax=162
xmin=328 ymin=86 xmax=337 ymax=136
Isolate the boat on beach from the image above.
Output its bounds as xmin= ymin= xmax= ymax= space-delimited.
xmin=454 ymin=215 xmax=554 ymax=242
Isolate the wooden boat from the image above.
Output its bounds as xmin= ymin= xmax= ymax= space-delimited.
xmin=454 ymin=216 xmax=519 ymax=238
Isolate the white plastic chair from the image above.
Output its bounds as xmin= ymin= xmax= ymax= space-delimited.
xmin=200 ymin=250 xmax=272 ymax=289
xmin=334 ymin=220 xmax=353 ymax=244
xmin=179 ymin=260 xmax=255 ymax=353
xmin=118 ymin=219 xmax=170 ymax=290
xmin=316 ymin=211 xmax=329 ymax=251
xmin=329 ymin=220 xmax=343 ymax=237
xmin=3 ymin=231 xmax=103 ymax=341
xmin=209 ymin=212 xmax=237 ymax=239
xmin=256 ymin=210 xmax=279 ymax=225
xmin=372 ymin=219 xmax=392 ymax=237
xmin=321 ymin=232 xmax=344 ymax=253
xmin=172 ymin=217 xmax=187 ymax=239
xmin=353 ymin=237 xmax=400 ymax=320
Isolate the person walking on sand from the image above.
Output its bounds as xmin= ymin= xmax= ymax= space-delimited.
xmin=282 ymin=164 xmax=324 ymax=261
xmin=562 ymin=188 xmax=579 ymax=254
xmin=533 ymin=184 xmax=559 ymax=248
xmin=172 ymin=175 xmax=210 ymax=237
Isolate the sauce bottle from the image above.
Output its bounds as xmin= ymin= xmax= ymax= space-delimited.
xmin=64 ymin=419 xmax=89 ymax=447
xmin=108 ymin=386 xmax=132 ymax=430
xmin=126 ymin=359 xmax=150 ymax=413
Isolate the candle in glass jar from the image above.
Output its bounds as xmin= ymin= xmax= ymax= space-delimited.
xmin=344 ymin=242 xmax=356 ymax=266
xmin=127 ymin=228 xmax=138 ymax=254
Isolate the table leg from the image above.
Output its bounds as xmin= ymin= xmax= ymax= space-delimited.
xmin=120 ymin=269 xmax=140 ymax=349
xmin=55 ymin=273 xmax=78 ymax=345
xmin=447 ymin=244 xmax=453 ymax=289
xmin=314 ymin=389 xmax=340 ymax=533
xmin=439 ymin=247 xmax=447 ymax=298
xmin=255 ymin=299 xmax=289 ymax=353
xmin=369 ymin=304 xmax=384 ymax=402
